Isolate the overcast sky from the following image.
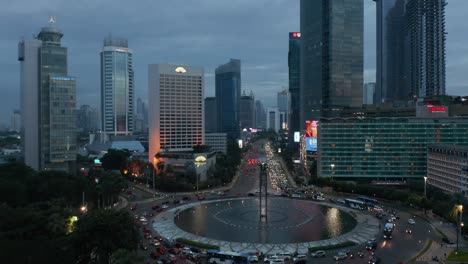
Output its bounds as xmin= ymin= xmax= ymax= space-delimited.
xmin=1 ymin=0 xmax=467 ymax=126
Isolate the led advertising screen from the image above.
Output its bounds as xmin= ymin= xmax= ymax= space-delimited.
xmin=305 ymin=120 xmax=318 ymax=151
xmin=294 ymin=131 xmax=300 ymax=143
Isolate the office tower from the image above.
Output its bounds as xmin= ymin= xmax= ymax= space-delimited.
xmin=288 ymin=32 xmax=301 ymax=142
xmin=300 ymin=0 xmax=363 ymax=124
xmin=100 ymin=37 xmax=134 ymax=142
xmin=77 ymin=104 xmax=99 ymax=134
xmin=266 ymin=108 xmax=280 ymax=133
xmin=215 ymin=59 xmax=241 ymax=139
xmin=375 ymin=0 xmax=406 ymax=103
xmin=404 ymin=0 xmax=446 ymax=98
xmin=148 ymin=64 xmax=204 ymax=163
xmin=363 ymin=83 xmax=376 ymax=105
xmin=18 ymin=20 xmax=77 ymax=171
xmin=136 ymin=98 xmax=148 ymax=128
xmin=255 ymin=100 xmax=266 ymax=129
xmin=239 ymin=92 xmax=256 ymax=130
xmin=204 ymin=97 xmax=217 ymax=133
xmin=277 ymin=89 xmax=289 ymax=130
xmin=10 ymin=110 xmax=21 ymax=133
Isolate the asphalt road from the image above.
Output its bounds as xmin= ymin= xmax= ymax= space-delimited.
xmin=125 ymin=140 xmax=435 ymax=263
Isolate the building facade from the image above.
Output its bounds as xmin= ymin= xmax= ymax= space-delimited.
xmin=427 ymin=145 xmax=468 ymax=198
xmin=18 ymin=23 xmax=77 ymax=172
xmin=239 ymin=93 xmax=256 ymax=130
xmin=148 ymin=64 xmax=204 ymax=163
xmin=318 ymin=118 xmax=468 ymax=179
xmin=77 ymin=104 xmax=99 ymax=134
xmin=266 ymin=108 xmax=280 ymax=133
xmin=288 ymin=32 xmax=301 ymax=143
xmin=215 ymin=59 xmax=241 ymax=139
xmin=205 ymin=133 xmax=228 ymax=154
xmin=363 ymin=82 xmax=376 ymax=105
xmin=277 ymin=89 xmax=289 ymax=129
xmin=300 ymin=0 xmax=363 ymax=123
xmin=100 ymin=37 xmax=134 ymax=141
xmin=10 ymin=110 xmax=21 ymax=133
xmin=204 ymin=97 xmax=217 ymax=133
xmin=255 ymin=100 xmax=266 ymax=129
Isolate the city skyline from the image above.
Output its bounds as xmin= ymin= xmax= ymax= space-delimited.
xmin=1 ymin=0 xmax=468 ymax=125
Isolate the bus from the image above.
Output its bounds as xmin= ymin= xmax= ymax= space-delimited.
xmin=207 ymin=250 xmax=250 ymax=264
xmin=344 ymin=199 xmax=366 ymax=210
xmin=383 ymin=223 xmax=394 ymax=239
xmin=357 ymin=196 xmax=379 ymax=206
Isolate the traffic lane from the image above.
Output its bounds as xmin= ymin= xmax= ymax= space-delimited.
xmin=372 ymin=210 xmax=432 ymax=263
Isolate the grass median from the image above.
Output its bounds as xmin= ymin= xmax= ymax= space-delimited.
xmin=175 ymin=237 xmax=220 ymax=250
xmin=447 ymin=250 xmax=468 ymax=261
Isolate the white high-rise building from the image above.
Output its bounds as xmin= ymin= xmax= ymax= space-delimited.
xmin=148 ymin=64 xmax=204 ymax=163
xmin=266 ymin=108 xmax=280 ymax=133
xmin=100 ymin=37 xmax=134 ymax=142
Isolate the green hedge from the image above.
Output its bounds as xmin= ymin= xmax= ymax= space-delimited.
xmin=308 ymin=241 xmax=356 ymax=252
xmin=448 ymin=250 xmax=468 ymax=261
xmin=175 ymin=237 xmax=220 ymax=250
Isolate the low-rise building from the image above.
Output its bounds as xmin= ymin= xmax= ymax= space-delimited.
xmin=427 ymin=145 xmax=468 ymax=197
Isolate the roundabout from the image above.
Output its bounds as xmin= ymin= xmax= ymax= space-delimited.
xmin=152 ymin=197 xmax=380 ymax=254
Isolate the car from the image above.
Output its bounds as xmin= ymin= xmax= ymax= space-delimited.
xmin=150 ymin=252 xmax=160 ymax=259
xmin=386 ymin=217 xmax=394 ymax=223
xmin=333 ymin=252 xmax=347 ymax=261
xmin=217 ymin=191 xmax=226 ymax=196
xmin=311 ymin=250 xmax=326 ymax=258
xmin=343 ymin=250 xmax=354 ymax=258
xmin=277 ymin=253 xmax=291 ymax=260
xmin=130 ymin=204 xmax=137 ymax=211
xmin=144 ymin=233 xmax=152 ymax=239
xmin=270 ymin=260 xmax=285 ymax=264
xmin=291 ymin=194 xmax=301 ymax=198
xmin=142 ymin=211 xmax=148 ymax=217
xmin=337 ymin=199 xmax=345 ymax=204
xmin=156 ymin=247 xmax=166 ymax=254
xmin=168 ymin=254 xmax=178 ymax=262
xmin=293 ymin=254 xmax=307 ymax=262
xmin=152 ymin=204 xmax=160 ymax=210
xmin=140 ymin=243 xmax=148 ymax=250
xmin=247 ymin=192 xmax=255 ymax=196
xmin=248 ymin=255 xmax=259 ymax=263
xmin=408 ymin=218 xmax=416 ymax=225
xmin=161 ymin=204 xmax=169 ymax=209
xmin=368 ymin=256 xmax=381 ymax=264
xmin=442 ymin=237 xmax=455 ymax=244
xmin=357 ymin=252 xmax=365 ymax=258
xmin=169 ymin=248 xmax=181 ymax=254
xmin=294 ymin=261 xmax=306 ymax=264
xmin=181 ymin=247 xmax=192 ymax=255
xmin=182 ymin=196 xmax=191 ymax=200
xmin=366 ymin=241 xmax=377 ymax=250
xmin=209 ymin=191 xmax=217 ymax=195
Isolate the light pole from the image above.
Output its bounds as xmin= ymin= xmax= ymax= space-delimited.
xmin=330 ymin=164 xmax=335 ymax=180
xmin=423 ymin=176 xmax=427 ymax=198
xmin=457 ymin=205 xmax=463 ymax=253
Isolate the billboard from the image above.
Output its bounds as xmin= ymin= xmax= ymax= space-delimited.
xmin=294 ymin=131 xmax=300 ymax=143
xmin=305 ymin=120 xmax=318 ymax=151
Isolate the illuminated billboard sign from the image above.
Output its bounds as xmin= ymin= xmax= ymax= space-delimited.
xmin=294 ymin=131 xmax=300 ymax=143
xmin=305 ymin=120 xmax=318 ymax=151
xmin=426 ymin=104 xmax=446 ymax=113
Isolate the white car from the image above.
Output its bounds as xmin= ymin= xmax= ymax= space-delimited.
xmin=277 ymin=253 xmax=291 ymax=260
xmin=408 ymin=218 xmax=416 ymax=225
xmin=293 ymin=254 xmax=307 ymax=262
xmin=161 ymin=204 xmax=169 ymax=209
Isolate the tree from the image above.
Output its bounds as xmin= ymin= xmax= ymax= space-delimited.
xmin=101 ymin=149 xmax=131 ymax=170
xmin=110 ymin=249 xmax=144 ymax=264
xmin=72 ymin=209 xmax=139 ymax=264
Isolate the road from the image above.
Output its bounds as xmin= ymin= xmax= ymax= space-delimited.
xmin=124 ymin=139 xmax=436 ymax=263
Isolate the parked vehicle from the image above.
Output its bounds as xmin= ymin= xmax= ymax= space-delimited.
xmin=311 ymin=250 xmax=326 ymax=258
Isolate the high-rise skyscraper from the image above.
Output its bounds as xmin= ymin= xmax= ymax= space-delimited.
xmin=300 ymin=0 xmax=363 ymax=124
xmin=288 ymin=32 xmax=301 ymax=143
xmin=404 ymin=0 xmax=446 ymax=98
xmin=18 ymin=20 xmax=77 ymax=171
xmin=215 ymin=59 xmax=241 ymax=139
xmin=266 ymin=108 xmax=280 ymax=133
xmin=148 ymin=64 xmax=204 ymax=163
xmin=363 ymin=83 xmax=376 ymax=105
xmin=376 ymin=0 xmax=446 ymax=102
xmin=100 ymin=37 xmax=134 ymax=142
xmin=77 ymin=105 xmax=99 ymax=134
xmin=204 ymin=97 xmax=217 ymax=133
xmin=277 ymin=89 xmax=289 ymax=130
xmin=10 ymin=110 xmax=21 ymax=133
xmin=239 ymin=92 xmax=256 ymax=130
xmin=255 ymin=100 xmax=266 ymax=130
xmin=375 ymin=0 xmax=406 ymax=103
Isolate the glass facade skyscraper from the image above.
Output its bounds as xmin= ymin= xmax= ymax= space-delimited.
xmin=100 ymin=37 xmax=134 ymax=141
xmin=215 ymin=59 xmax=241 ymax=140
xmin=18 ymin=23 xmax=77 ymax=172
xmin=288 ymin=32 xmax=301 ymax=143
xmin=300 ymin=0 xmax=363 ymax=124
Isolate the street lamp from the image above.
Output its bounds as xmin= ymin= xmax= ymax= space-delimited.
xmin=457 ymin=205 xmax=463 ymax=253
xmin=423 ymin=177 xmax=427 ymax=198
xmin=330 ymin=164 xmax=335 ymax=180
